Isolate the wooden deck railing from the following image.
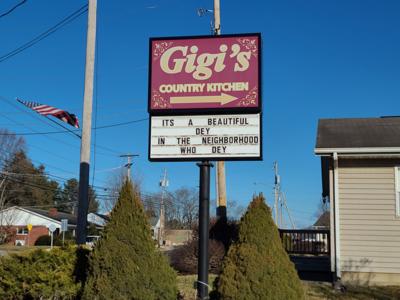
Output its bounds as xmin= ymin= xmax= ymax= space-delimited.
xmin=279 ymin=229 xmax=330 ymax=256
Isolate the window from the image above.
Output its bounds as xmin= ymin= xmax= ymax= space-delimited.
xmin=16 ymin=227 xmax=28 ymax=235
xmin=396 ymin=167 xmax=400 ymax=216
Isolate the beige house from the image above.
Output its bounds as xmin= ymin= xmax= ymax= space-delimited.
xmin=315 ymin=117 xmax=400 ymax=285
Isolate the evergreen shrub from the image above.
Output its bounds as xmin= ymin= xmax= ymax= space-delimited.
xmin=83 ymin=180 xmax=177 ymax=300
xmin=215 ymin=194 xmax=305 ymax=300
xmin=35 ymin=231 xmax=75 ymax=246
xmin=0 ymin=246 xmax=88 ymax=299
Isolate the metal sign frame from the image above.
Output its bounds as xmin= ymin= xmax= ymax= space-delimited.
xmin=148 ymin=33 xmax=262 ymax=116
xmin=148 ymin=112 xmax=263 ymax=162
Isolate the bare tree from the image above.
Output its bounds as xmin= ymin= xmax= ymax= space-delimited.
xmin=227 ymin=199 xmax=246 ymax=220
xmin=0 ymin=129 xmax=25 ymax=169
xmin=102 ymin=168 xmax=142 ymax=213
xmin=164 ymin=187 xmax=198 ymax=229
xmin=0 ymin=178 xmax=15 ymax=244
xmin=0 ymin=130 xmax=25 ymax=243
xmin=314 ymin=197 xmax=330 ymax=219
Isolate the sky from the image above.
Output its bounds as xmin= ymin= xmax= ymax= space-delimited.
xmin=0 ymin=0 xmax=399 ymax=227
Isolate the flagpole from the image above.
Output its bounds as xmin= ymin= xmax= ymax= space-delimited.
xmin=77 ymin=0 xmax=97 ymax=245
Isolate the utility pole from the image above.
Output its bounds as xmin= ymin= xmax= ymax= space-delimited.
xmin=274 ymin=161 xmax=280 ymax=227
xmin=214 ymin=0 xmax=227 ymax=220
xmin=273 ymin=162 xmax=296 ymax=229
xmin=158 ymin=169 xmax=168 ymax=247
xmin=77 ymin=0 xmax=97 ymax=245
xmin=120 ymin=154 xmax=139 ymax=181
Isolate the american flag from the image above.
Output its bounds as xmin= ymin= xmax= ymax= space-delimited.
xmin=17 ymin=98 xmax=79 ymax=128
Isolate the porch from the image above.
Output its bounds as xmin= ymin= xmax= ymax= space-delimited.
xmin=279 ymin=229 xmax=332 ymax=281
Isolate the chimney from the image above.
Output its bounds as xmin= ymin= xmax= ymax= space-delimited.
xmin=49 ymin=208 xmax=58 ymax=217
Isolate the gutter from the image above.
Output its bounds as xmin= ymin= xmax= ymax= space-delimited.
xmin=333 ymin=152 xmax=341 ymax=279
xmin=315 ymin=147 xmax=400 ymax=155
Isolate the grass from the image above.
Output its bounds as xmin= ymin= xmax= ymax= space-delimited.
xmin=177 ymin=274 xmax=217 ymax=300
xmin=177 ymin=275 xmax=400 ymax=300
xmin=305 ymin=281 xmax=400 ymax=300
xmin=0 ymin=245 xmax=50 ymax=255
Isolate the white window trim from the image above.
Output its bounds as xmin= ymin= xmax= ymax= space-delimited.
xmin=396 ymin=167 xmax=400 ymax=217
xmin=16 ymin=227 xmax=28 ymax=235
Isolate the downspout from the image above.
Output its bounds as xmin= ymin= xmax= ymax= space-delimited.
xmin=333 ymin=152 xmax=341 ymax=279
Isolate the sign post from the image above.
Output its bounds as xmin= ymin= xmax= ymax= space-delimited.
xmin=27 ymin=224 xmax=32 ymax=246
xmin=197 ymin=161 xmax=212 ymax=298
xmin=48 ymin=224 xmax=57 ymax=249
xmin=148 ymin=32 xmax=261 ymax=300
xmin=61 ymin=219 xmax=68 ymax=245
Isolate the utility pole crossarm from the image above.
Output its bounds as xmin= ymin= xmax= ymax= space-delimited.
xmin=120 ymin=154 xmax=139 ymax=181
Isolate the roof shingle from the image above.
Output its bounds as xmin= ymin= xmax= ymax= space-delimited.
xmin=316 ymin=117 xmax=400 ymax=149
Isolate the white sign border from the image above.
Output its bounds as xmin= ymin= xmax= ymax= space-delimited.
xmin=149 ymin=113 xmax=263 ymax=162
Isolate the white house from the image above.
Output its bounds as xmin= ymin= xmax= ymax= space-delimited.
xmin=315 ymin=117 xmax=400 ymax=285
xmin=0 ymin=206 xmax=106 ymax=246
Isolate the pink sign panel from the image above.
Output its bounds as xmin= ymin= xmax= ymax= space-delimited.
xmin=149 ymin=33 xmax=261 ymax=113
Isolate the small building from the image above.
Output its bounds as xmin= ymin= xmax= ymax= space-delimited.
xmin=150 ymin=217 xmax=161 ymax=241
xmin=312 ymin=211 xmax=330 ymax=230
xmin=315 ymin=117 xmax=400 ymax=285
xmin=87 ymin=212 xmax=109 ymax=227
xmin=0 ymin=206 xmax=105 ymax=246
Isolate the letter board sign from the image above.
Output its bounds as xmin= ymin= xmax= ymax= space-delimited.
xmin=149 ymin=114 xmax=261 ymax=161
xmin=148 ymin=33 xmax=261 ymax=115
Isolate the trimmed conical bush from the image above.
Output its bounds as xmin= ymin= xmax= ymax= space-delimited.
xmin=216 ymin=194 xmax=304 ymax=299
xmin=82 ymin=181 xmax=177 ymax=300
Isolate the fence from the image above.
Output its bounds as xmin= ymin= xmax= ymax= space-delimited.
xmin=279 ymin=229 xmax=330 ymax=256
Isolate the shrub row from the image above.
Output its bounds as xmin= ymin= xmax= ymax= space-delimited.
xmin=0 ymin=188 xmax=304 ymax=299
xmin=0 ymin=246 xmax=89 ymax=300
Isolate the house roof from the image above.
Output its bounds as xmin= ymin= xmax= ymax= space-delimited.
xmin=149 ymin=217 xmax=160 ymax=227
xmin=91 ymin=212 xmax=110 ymax=222
xmin=313 ymin=211 xmax=330 ymax=228
xmin=315 ymin=117 xmax=400 ymax=150
xmin=24 ymin=208 xmax=78 ymax=225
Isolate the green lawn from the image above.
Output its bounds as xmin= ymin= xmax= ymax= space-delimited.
xmin=177 ymin=274 xmax=217 ymax=300
xmin=177 ymin=275 xmax=400 ymax=300
xmin=0 ymin=245 xmax=50 ymax=255
xmin=305 ymin=281 xmax=400 ymax=300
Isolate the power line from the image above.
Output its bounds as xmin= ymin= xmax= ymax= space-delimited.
xmin=21 ymin=201 xmax=77 ymax=209
xmin=94 ymin=117 xmax=148 ymax=129
xmin=0 ymin=97 xmax=120 ymax=156
xmin=0 ymin=146 xmax=77 ymax=176
xmin=0 ymin=117 xmax=149 ymax=135
xmin=0 ymin=3 xmax=88 ymax=63
xmin=0 ymin=0 xmax=27 ymax=19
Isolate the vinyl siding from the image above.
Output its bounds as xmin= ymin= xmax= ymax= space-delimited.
xmin=338 ymin=159 xmax=400 ymax=274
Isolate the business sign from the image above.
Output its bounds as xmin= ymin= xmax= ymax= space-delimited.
xmin=149 ymin=113 xmax=261 ymax=161
xmin=149 ymin=33 xmax=261 ymax=114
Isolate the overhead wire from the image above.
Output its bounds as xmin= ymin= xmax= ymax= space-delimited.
xmin=0 ymin=0 xmax=27 ymax=19
xmin=0 ymin=96 xmax=120 ymax=156
xmin=0 ymin=146 xmax=77 ymax=176
xmin=2 ymin=169 xmax=172 ymax=212
xmin=0 ymin=111 xmax=80 ymax=164
xmin=0 ymin=3 xmax=88 ymax=63
xmin=0 ymin=117 xmax=149 ymax=135
xmin=0 ymin=150 xmax=114 ymax=190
